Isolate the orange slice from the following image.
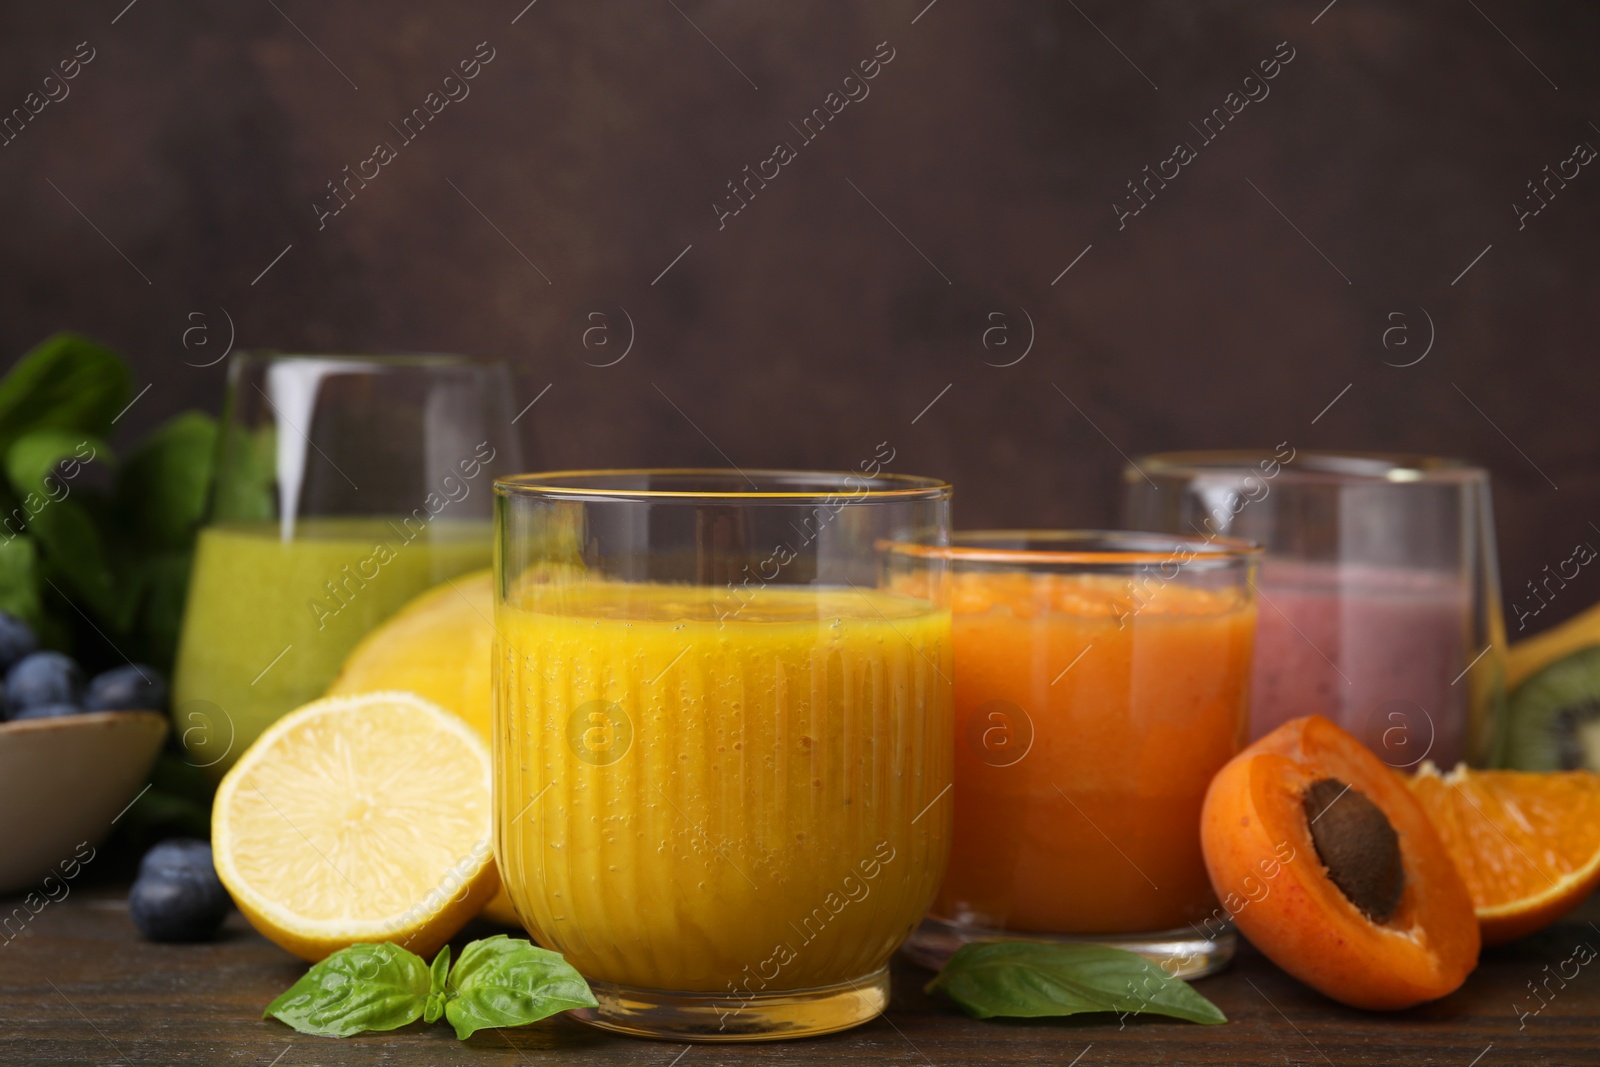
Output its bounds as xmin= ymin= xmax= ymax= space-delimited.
xmin=1406 ymin=762 xmax=1600 ymax=945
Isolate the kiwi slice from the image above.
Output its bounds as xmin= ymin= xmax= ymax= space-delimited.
xmin=1505 ymin=645 xmax=1600 ymax=771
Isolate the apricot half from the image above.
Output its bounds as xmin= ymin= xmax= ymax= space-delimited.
xmin=1200 ymin=716 xmax=1479 ymax=1010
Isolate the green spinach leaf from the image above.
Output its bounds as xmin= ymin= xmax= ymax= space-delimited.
xmin=31 ymin=504 xmax=119 ymax=622
xmin=112 ymin=411 xmax=216 ymax=550
xmin=117 ymin=549 xmax=194 ymax=671
xmin=4 ymin=431 xmax=117 ymax=619
xmin=0 ymin=333 xmax=132 ymax=455
xmin=4 ymin=430 xmax=110 ymax=498
xmin=209 ymin=423 xmax=276 ymax=522
xmin=0 ymin=535 xmax=40 ymax=625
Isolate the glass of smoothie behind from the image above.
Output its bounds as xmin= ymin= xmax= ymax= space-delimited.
xmin=1123 ymin=451 xmax=1507 ymax=769
xmin=493 ymin=469 xmax=953 ymax=1040
xmin=892 ymin=532 xmax=1258 ymax=978
xmin=173 ymin=352 xmax=522 ymax=776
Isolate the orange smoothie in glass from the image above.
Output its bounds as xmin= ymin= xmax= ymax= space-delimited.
xmin=892 ymin=532 xmax=1258 ymax=974
xmin=494 ymin=469 xmax=954 ymax=1040
xmin=496 ymin=582 xmax=953 ymax=991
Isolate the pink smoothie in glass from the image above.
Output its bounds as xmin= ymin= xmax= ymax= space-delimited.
xmin=1251 ymin=559 xmax=1470 ymax=768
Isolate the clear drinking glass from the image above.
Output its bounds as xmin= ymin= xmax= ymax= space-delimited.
xmin=1122 ymin=451 xmax=1507 ymax=768
xmin=172 ymin=352 xmax=522 ymax=777
xmin=893 ymin=532 xmax=1259 ymax=978
xmin=493 ymin=469 xmax=953 ymax=1041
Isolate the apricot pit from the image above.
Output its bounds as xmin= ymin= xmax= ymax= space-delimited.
xmin=1302 ymin=777 xmax=1402 ymax=923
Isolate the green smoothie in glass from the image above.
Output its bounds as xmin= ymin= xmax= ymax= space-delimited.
xmin=173 ymin=518 xmax=490 ymax=777
xmin=173 ymin=351 xmax=521 ymax=777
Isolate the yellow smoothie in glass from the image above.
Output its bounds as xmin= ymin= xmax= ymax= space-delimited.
xmin=173 ymin=518 xmax=490 ymax=776
xmin=495 ymin=581 xmax=952 ymax=995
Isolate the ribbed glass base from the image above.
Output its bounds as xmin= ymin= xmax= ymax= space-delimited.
xmin=568 ymin=965 xmax=890 ymax=1042
xmin=902 ymin=916 xmax=1235 ymax=979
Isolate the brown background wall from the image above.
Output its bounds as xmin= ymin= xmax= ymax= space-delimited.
xmin=2 ymin=0 xmax=1596 ymax=634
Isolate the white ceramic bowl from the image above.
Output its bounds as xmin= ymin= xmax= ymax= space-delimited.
xmin=0 ymin=710 xmax=168 ymax=893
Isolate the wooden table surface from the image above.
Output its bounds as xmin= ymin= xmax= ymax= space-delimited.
xmin=4 ymin=886 xmax=1596 ymax=1066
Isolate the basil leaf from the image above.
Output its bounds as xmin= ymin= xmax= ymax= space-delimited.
xmin=425 ymin=945 xmax=451 ymax=1024
xmin=444 ymin=935 xmax=597 ymax=1040
xmin=265 ymin=942 xmax=430 ymax=1038
xmin=0 ymin=333 xmax=132 ymax=456
xmin=924 ymin=942 xmax=1226 ymax=1026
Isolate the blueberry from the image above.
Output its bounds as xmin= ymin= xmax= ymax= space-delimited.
xmin=0 ymin=611 xmax=37 ymax=672
xmin=84 ymin=664 xmax=168 ymax=712
xmin=10 ymin=702 xmax=83 ymax=721
xmin=138 ymin=838 xmax=216 ymax=879
xmin=129 ymin=839 xmax=231 ymax=942
xmin=5 ymin=652 xmax=84 ymax=711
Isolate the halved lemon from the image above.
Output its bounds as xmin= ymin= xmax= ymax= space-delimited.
xmin=324 ymin=571 xmax=522 ymax=928
xmin=1407 ymin=762 xmax=1600 ymax=945
xmin=213 ymin=691 xmax=499 ymax=961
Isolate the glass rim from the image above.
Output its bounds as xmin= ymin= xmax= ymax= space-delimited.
xmin=230 ymin=350 xmax=504 ymax=369
xmin=494 ymin=468 xmax=953 ymax=502
xmin=1130 ymin=450 xmax=1487 ymax=484
xmin=884 ymin=529 xmax=1261 ymax=566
